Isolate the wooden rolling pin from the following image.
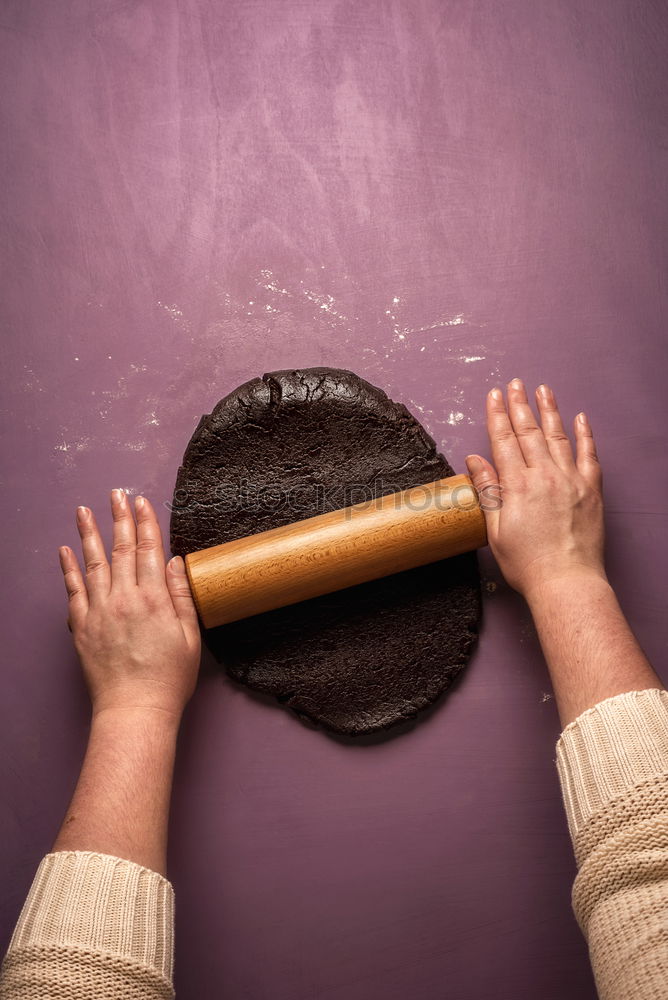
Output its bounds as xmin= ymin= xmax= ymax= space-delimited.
xmin=184 ymin=473 xmax=487 ymax=628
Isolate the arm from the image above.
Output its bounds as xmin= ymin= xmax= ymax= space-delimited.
xmin=0 ymin=490 xmax=201 ymax=1000
xmin=466 ymin=380 xmax=667 ymax=1000
xmin=52 ymin=492 xmax=200 ymax=872
xmin=466 ymin=379 xmax=663 ymax=723
xmin=524 ymin=571 xmax=662 ymax=728
xmin=51 ymin=705 xmax=180 ymax=876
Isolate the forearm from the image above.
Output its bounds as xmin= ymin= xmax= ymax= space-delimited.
xmin=525 ymin=570 xmax=664 ymax=727
xmin=52 ymin=707 xmax=180 ymax=877
xmin=0 ymin=709 xmax=178 ymax=996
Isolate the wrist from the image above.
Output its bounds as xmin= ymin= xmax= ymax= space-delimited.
xmin=91 ymin=703 xmax=183 ymax=736
xmin=523 ymin=566 xmax=611 ymax=612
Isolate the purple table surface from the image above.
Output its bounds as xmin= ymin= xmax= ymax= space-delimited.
xmin=2 ymin=2 xmax=667 ymax=998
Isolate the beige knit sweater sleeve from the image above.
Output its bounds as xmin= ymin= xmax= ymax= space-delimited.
xmin=556 ymin=688 xmax=668 ymax=1000
xmin=0 ymin=851 xmax=174 ymax=999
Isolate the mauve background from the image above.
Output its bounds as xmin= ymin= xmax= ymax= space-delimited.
xmin=1 ymin=2 xmax=667 ymax=998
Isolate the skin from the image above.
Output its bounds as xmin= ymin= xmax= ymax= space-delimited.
xmin=53 ymin=490 xmax=201 ymax=875
xmin=53 ymin=380 xmax=663 ymax=876
xmin=465 ymin=378 xmax=663 ymax=726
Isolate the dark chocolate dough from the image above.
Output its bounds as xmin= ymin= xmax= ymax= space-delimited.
xmin=170 ymin=368 xmax=481 ymax=737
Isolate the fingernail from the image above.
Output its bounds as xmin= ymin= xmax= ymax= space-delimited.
xmin=169 ymin=555 xmax=183 ymax=570
xmin=465 ymin=455 xmax=482 ymax=472
xmin=489 ymin=387 xmax=502 ymax=401
xmin=135 ymin=495 xmax=145 ymax=511
xmin=111 ymin=488 xmax=124 ymax=505
xmin=577 ymin=412 xmax=588 ymax=425
xmin=58 ymin=545 xmax=69 ymax=560
xmin=76 ymin=505 xmax=89 ymax=521
xmin=538 ymin=384 xmax=554 ymax=403
xmin=509 ymin=378 xmax=523 ymax=390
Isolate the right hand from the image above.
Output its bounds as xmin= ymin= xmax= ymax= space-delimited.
xmin=465 ymin=379 xmax=607 ymax=599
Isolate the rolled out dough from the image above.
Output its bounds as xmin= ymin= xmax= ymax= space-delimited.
xmin=170 ymin=367 xmax=481 ymax=737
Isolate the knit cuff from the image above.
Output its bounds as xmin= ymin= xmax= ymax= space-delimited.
xmin=6 ymin=851 xmax=174 ymax=981
xmin=556 ymin=688 xmax=668 ymax=841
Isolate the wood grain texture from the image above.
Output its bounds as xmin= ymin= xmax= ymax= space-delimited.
xmin=187 ymin=474 xmax=486 ymax=627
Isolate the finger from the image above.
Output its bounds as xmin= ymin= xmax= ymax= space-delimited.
xmin=166 ymin=555 xmax=201 ymax=647
xmin=535 ymin=384 xmax=575 ymax=472
xmin=506 ymin=378 xmax=550 ymax=466
xmin=110 ymin=489 xmax=138 ymax=589
xmin=574 ymin=412 xmax=602 ymax=492
xmin=465 ymin=454 xmax=500 ymax=536
xmin=134 ymin=496 xmax=168 ymax=590
xmin=486 ymin=386 xmax=526 ymax=478
xmin=76 ymin=505 xmax=111 ymax=602
xmin=59 ymin=545 xmax=88 ymax=630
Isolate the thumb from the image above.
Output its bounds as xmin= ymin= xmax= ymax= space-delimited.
xmin=465 ymin=454 xmax=500 ymax=531
xmin=465 ymin=454 xmax=498 ymax=492
xmin=166 ymin=555 xmax=201 ymax=641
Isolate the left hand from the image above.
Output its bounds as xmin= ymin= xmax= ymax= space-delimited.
xmin=59 ymin=489 xmax=201 ymax=721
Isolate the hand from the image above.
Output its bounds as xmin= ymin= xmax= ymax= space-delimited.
xmin=59 ymin=490 xmax=201 ymax=721
xmin=465 ymin=379 xmax=607 ymax=599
